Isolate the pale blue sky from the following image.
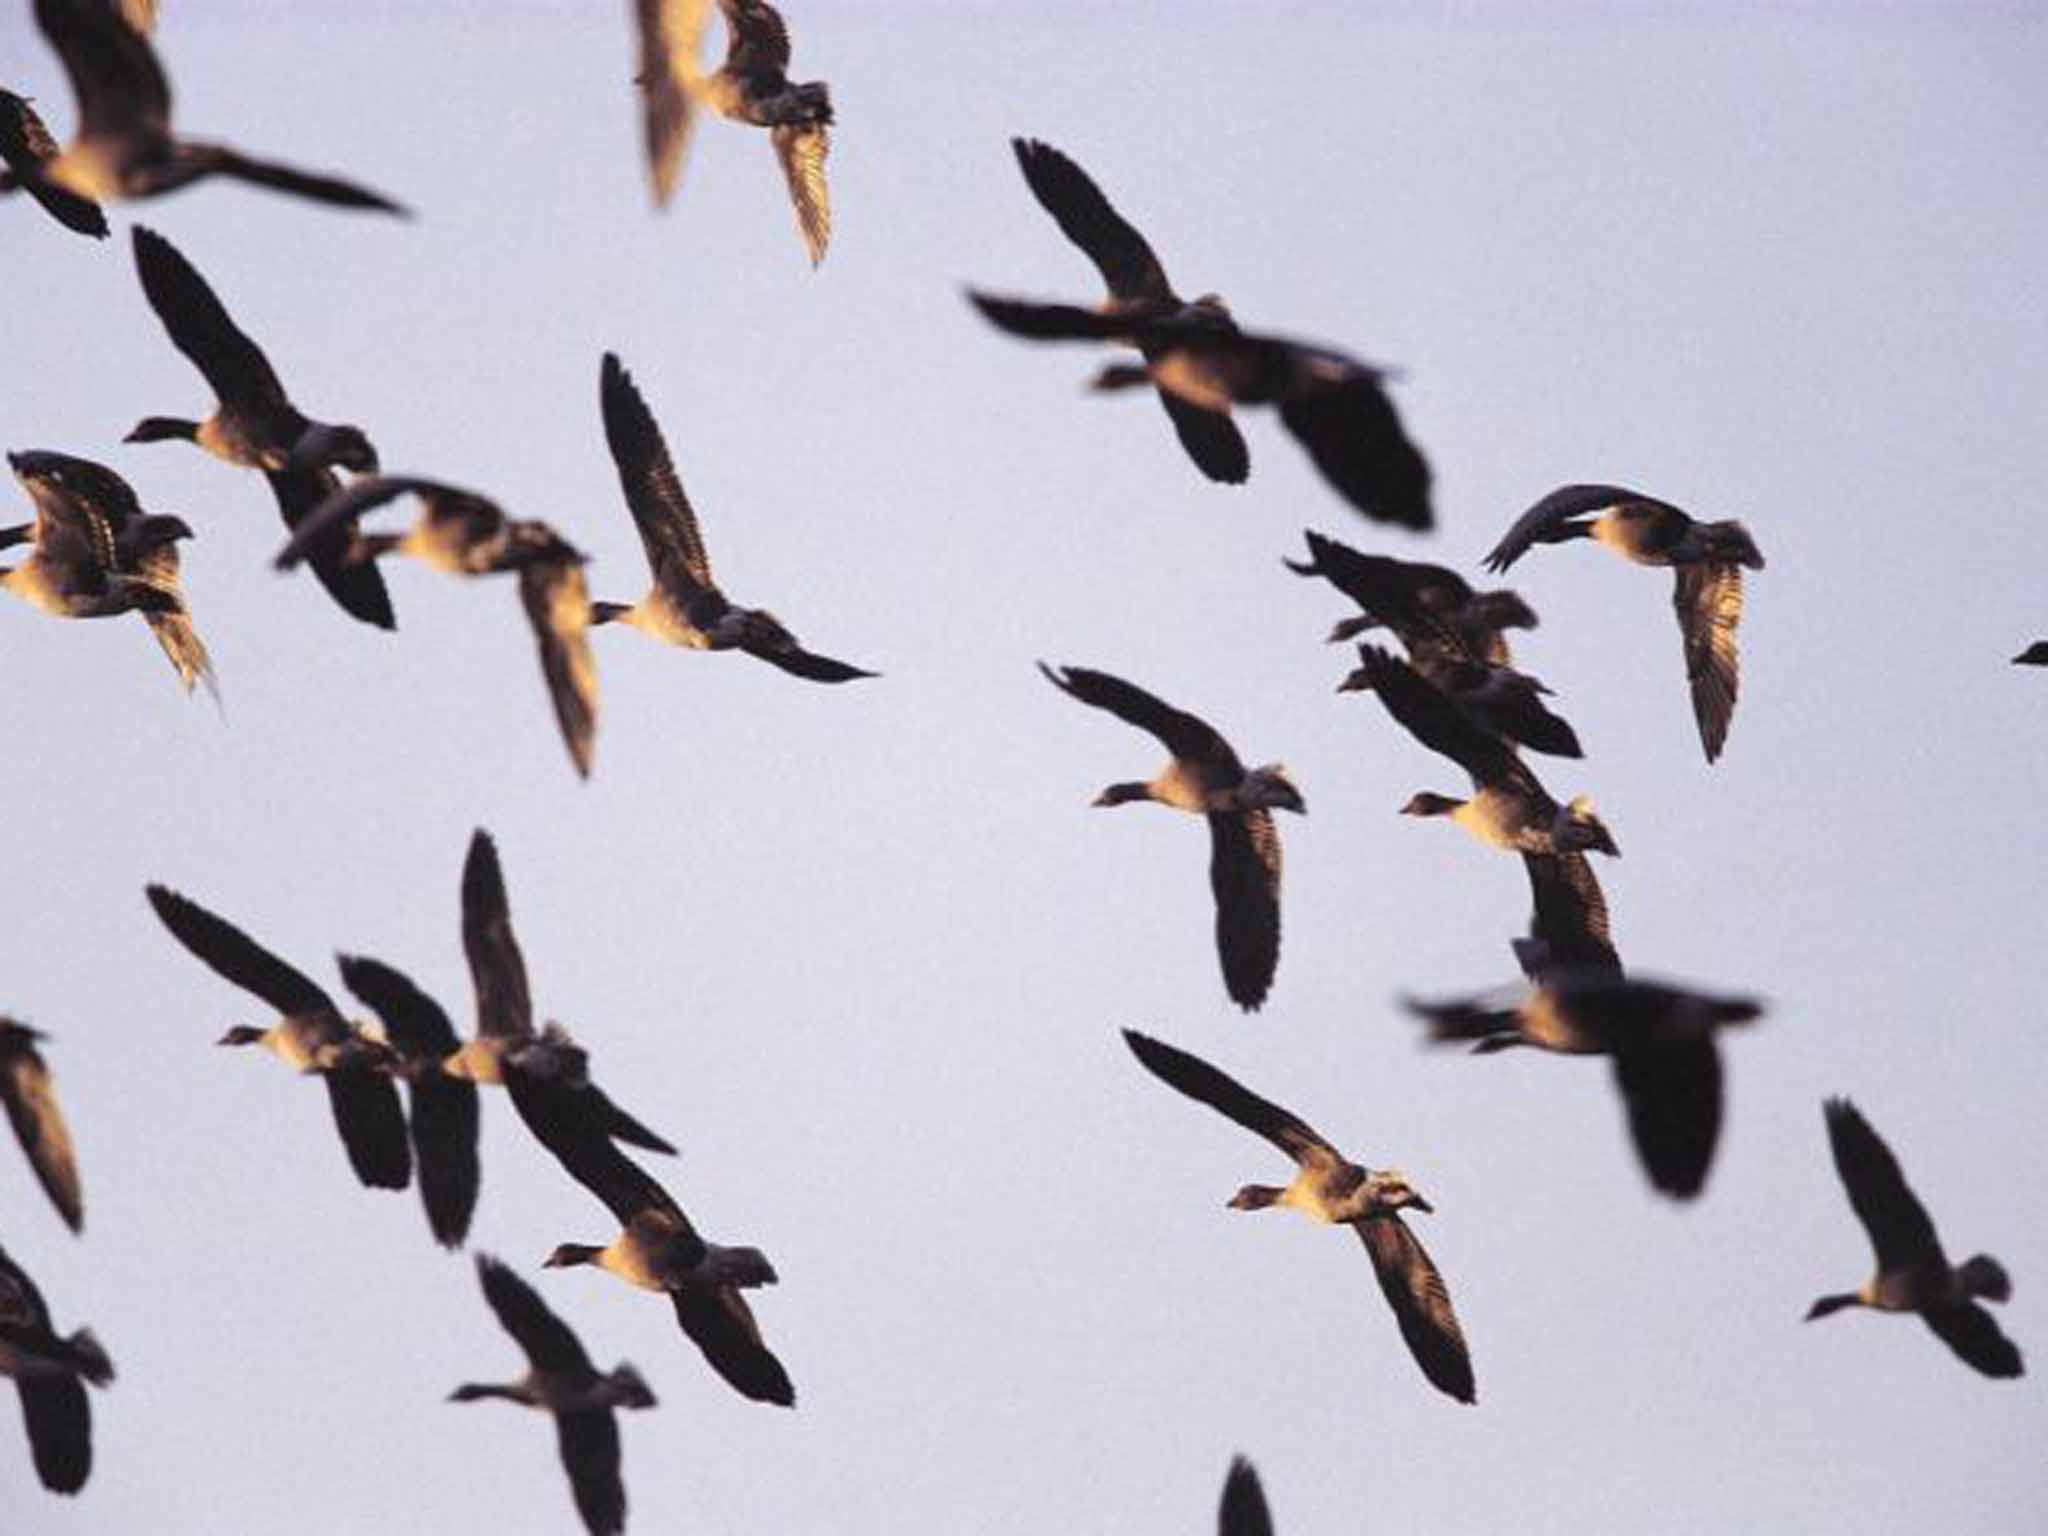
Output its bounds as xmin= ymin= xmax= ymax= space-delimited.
xmin=2 ymin=2 xmax=2044 ymax=1531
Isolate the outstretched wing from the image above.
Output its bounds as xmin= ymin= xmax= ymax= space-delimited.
xmin=0 ymin=1028 xmax=83 ymax=1232
xmin=0 ymin=95 xmax=107 ymax=237
xmin=1921 ymin=1301 xmax=2024 ymax=1379
xmin=1484 ymin=484 xmax=1661 ymax=573
xmin=1519 ymin=852 xmax=1618 ymax=976
xmin=772 ymin=124 xmax=830 ymax=265
xmin=34 ymin=0 xmax=169 ymax=144
xmin=1355 ymin=1215 xmax=1476 ymax=1404
xmin=1011 ymin=138 xmax=1173 ymax=302
xmin=1824 ymin=1098 xmax=1944 ymax=1275
xmin=1039 ymin=662 xmax=1243 ymax=772
xmin=670 ymin=1285 xmax=795 ymax=1406
xmin=462 ymin=829 xmax=533 ymax=1042
xmin=636 ymin=0 xmax=710 ymax=207
xmin=718 ymin=0 xmax=791 ymax=73
xmin=599 ymin=352 xmax=715 ymax=596
xmin=1121 ymin=1030 xmax=1331 ymax=1164
xmin=261 ymin=465 xmax=396 ymax=629
xmin=519 ymin=555 xmax=599 ymax=779
xmin=131 ymin=226 xmax=290 ymax=412
xmin=476 ymin=1253 xmax=597 ymax=1375
xmin=1218 ymin=1457 xmax=1272 ymax=1536
xmin=1674 ymin=562 xmax=1743 ymax=762
xmin=145 ymin=884 xmax=333 ymax=1017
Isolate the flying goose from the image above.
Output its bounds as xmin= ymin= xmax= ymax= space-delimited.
xmin=514 ymin=1045 xmax=794 ymax=1407
xmin=336 ymin=956 xmax=481 ymax=1249
xmin=1484 ymin=485 xmax=1764 ymax=762
xmin=0 ymin=90 xmax=107 ymax=236
xmin=968 ymin=274 xmax=1432 ymax=530
xmin=0 ymin=1020 xmax=83 ymax=1234
xmin=709 ymin=0 xmax=833 ymax=262
xmin=1040 ymin=663 xmax=1303 ymax=1012
xmin=1286 ymin=529 xmax=1536 ymax=662
xmin=274 ymin=476 xmax=598 ymax=776
xmin=1340 ymin=646 xmax=1615 ymax=858
xmin=1122 ymin=1030 xmax=1473 ymax=1403
xmin=593 ymin=352 xmax=874 ymax=683
xmin=144 ymin=884 xmax=411 ymax=1190
xmin=440 ymin=831 xmax=675 ymax=1156
xmin=1406 ymin=937 xmax=1764 ymax=1201
xmin=1808 ymin=1098 xmax=2023 ymax=1378
xmin=0 ymin=1242 xmax=112 ymax=1495
xmin=2012 ymin=642 xmax=2048 ymax=666
xmin=1 ymin=449 xmax=214 ymax=695
xmin=1 ymin=0 xmax=404 ymax=212
xmin=1218 ymin=1457 xmax=1272 ymax=1536
xmin=451 ymin=1254 xmax=655 ymax=1536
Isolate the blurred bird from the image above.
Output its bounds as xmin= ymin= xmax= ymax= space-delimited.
xmin=0 ymin=1242 xmax=113 ymax=1496
xmin=144 ymin=884 xmax=411 ymax=1191
xmin=1807 ymin=1098 xmax=2023 ymax=1378
xmin=274 ymin=476 xmax=598 ymax=776
xmin=450 ymin=1254 xmax=655 ymax=1536
xmin=1123 ymin=1030 xmax=1474 ymax=1404
xmin=1 ymin=449 xmax=213 ymax=696
xmin=337 ymin=956 xmax=481 ymax=1249
xmin=1 ymin=0 xmax=406 ymax=212
xmin=517 ymin=1045 xmax=794 ymax=1407
xmin=969 ymin=139 xmax=1432 ymax=528
xmin=1040 ymin=663 xmax=1302 ymax=1012
xmin=1341 ymin=646 xmax=1615 ymax=858
xmin=593 ymin=352 xmax=874 ymax=683
xmin=439 ymin=831 xmax=676 ymax=1157
xmin=1484 ymin=485 xmax=1763 ymax=762
xmin=633 ymin=0 xmax=832 ymax=263
xmin=0 ymin=1019 xmax=83 ymax=1234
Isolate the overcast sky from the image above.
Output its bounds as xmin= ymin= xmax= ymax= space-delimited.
xmin=2 ymin=1 xmax=2044 ymax=1531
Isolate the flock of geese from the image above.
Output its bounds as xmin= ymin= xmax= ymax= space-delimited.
xmin=0 ymin=1 xmax=2031 ymax=1530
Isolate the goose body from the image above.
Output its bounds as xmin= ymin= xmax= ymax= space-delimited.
xmin=1122 ymin=1030 xmax=1473 ymax=1403
xmin=1041 ymin=663 xmax=1301 ymax=1012
xmin=1484 ymin=484 xmax=1763 ymax=761
xmin=452 ymin=1254 xmax=655 ymax=1536
xmin=1808 ymin=1098 xmax=2023 ymax=1378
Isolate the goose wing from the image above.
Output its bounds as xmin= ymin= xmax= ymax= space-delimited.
xmin=1208 ymin=811 xmax=1281 ymax=1013
xmin=462 ymin=829 xmax=533 ymax=1042
xmin=1519 ymin=852 xmax=1617 ymax=977
xmin=718 ymin=0 xmax=792 ymax=74
xmin=476 ymin=1253 xmax=597 ymax=1376
xmin=145 ymin=884 xmax=334 ymax=1017
xmin=34 ymin=0 xmax=169 ymax=145
xmin=173 ymin=142 xmax=407 ymax=213
xmin=771 ymin=122 xmax=830 ymax=266
xmin=1011 ymin=138 xmax=1173 ymax=303
xmin=747 ymin=639 xmax=876 ymax=684
xmin=17 ymin=1375 xmax=92 ymax=1494
xmin=0 ymin=95 xmax=107 ymax=237
xmin=273 ymin=476 xmax=502 ymax=571
xmin=599 ymin=353 xmax=714 ymax=598
xmin=1674 ymin=562 xmax=1743 ymax=762
xmin=1121 ymin=1030 xmax=1332 ymax=1165
xmin=1268 ymin=349 xmax=1433 ymax=532
xmin=671 ymin=1285 xmax=795 ymax=1406
xmin=1291 ymin=532 xmax=1467 ymax=657
xmin=340 ymin=955 xmax=479 ymax=1247
xmin=1218 ymin=1457 xmax=1272 ymax=1536
xmin=323 ymin=1058 xmax=412 ymax=1190
xmin=131 ymin=226 xmax=289 ymax=412
xmin=1612 ymin=1040 xmax=1721 ymax=1200
xmin=1039 ymin=663 xmax=1244 ymax=773
xmin=966 ymin=291 xmax=1135 ymax=343
xmin=1156 ymin=388 xmax=1249 ymax=484
xmin=518 ymin=551 xmax=600 ymax=779
xmin=556 ymin=1409 xmax=628 ymax=1536
xmin=1921 ymin=1301 xmax=2024 ymax=1379
xmin=1824 ymin=1098 xmax=1944 ymax=1274
xmin=504 ymin=1059 xmax=680 ymax=1228
xmin=1483 ymin=484 xmax=1661 ymax=573
xmin=261 ymin=464 xmax=395 ymax=628
xmin=636 ymin=0 xmax=710 ymax=207
xmin=0 ymin=1024 xmax=83 ymax=1233
xmin=1355 ymin=1214 xmax=1476 ymax=1404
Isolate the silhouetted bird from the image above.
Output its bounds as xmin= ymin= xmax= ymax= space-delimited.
xmin=1807 ymin=1098 xmax=2023 ymax=1378
xmin=0 ymin=1242 xmax=112 ymax=1495
xmin=450 ymin=1254 xmax=656 ymax=1536
xmin=1485 ymin=485 xmax=1763 ymax=762
xmin=1041 ymin=664 xmax=1302 ymax=1012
